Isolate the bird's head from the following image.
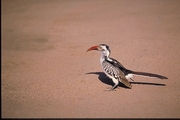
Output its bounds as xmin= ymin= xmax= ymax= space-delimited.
xmin=86 ymin=44 xmax=111 ymax=57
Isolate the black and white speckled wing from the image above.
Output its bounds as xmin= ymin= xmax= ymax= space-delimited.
xmin=102 ymin=60 xmax=132 ymax=88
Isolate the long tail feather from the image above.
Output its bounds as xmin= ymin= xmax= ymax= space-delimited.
xmin=130 ymin=71 xmax=168 ymax=79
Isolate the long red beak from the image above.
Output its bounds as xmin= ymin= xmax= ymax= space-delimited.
xmin=86 ymin=45 xmax=98 ymax=52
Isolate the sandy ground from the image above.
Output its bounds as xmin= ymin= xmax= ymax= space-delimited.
xmin=2 ymin=0 xmax=180 ymax=118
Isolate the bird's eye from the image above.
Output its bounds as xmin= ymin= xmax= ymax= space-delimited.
xmin=100 ymin=48 xmax=104 ymax=50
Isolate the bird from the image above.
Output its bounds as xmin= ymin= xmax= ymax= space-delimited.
xmin=86 ymin=44 xmax=168 ymax=91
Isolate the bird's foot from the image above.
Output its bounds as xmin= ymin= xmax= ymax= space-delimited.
xmin=104 ymin=87 xmax=116 ymax=91
xmin=103 ymin=89 xmax=116 ymax=91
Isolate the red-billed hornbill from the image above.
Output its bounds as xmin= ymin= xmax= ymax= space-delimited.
xmin=87 ymin=44 xmax=167 ymax=91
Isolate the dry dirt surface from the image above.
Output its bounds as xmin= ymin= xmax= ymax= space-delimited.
xmin=2 ymin=0 xmax=180 ymax=118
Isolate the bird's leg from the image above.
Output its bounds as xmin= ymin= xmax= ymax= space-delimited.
xmin=104 ymin=83 xmax=119 ymax=91
xmin=109 ymin=83 xmax=119 ymax=91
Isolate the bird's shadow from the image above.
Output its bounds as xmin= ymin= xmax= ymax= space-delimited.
xmin=86 ymin=72 xmax=166 ymax=89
